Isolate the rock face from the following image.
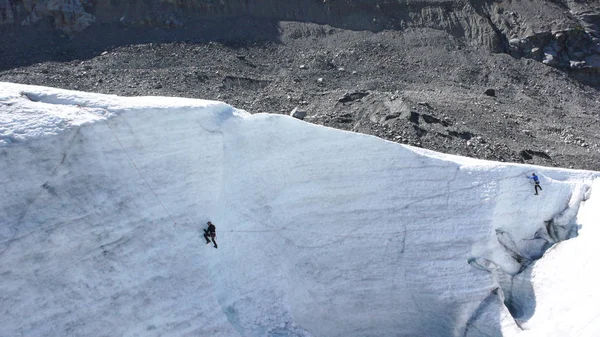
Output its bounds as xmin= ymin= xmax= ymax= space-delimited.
xmin=19 ymin=0 xmax=95 ymax=33
xmin=0 ymin=0 xmax=592 ymax=39
xmin=1 ymin=0 xmax=598 ymax=81
xmin=508 ymin=27 xmax=600 ymax=86
xmin=2 ymin=0 xmax=94 ymax=32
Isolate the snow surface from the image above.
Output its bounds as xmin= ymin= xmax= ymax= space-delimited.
xmin=0 ymin=82 xmax=599 ymax=337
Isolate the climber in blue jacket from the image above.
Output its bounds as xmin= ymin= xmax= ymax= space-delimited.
xmin=528 ymin=173 xmax=543 ymax=195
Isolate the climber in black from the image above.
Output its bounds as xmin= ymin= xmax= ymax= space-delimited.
xmin=528 ymin=173 xmax=542 ymax=195
xmin=204 ymin=221 xmax=218 ymax=248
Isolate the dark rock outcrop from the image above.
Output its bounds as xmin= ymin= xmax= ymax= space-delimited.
xmin=1 ymin=1 xmax=598 ymax=85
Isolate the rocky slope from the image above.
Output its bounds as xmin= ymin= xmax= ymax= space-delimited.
xmin=1 ymin=0 xmax=599 ymax=170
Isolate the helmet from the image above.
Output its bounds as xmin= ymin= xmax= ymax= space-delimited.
xmin=207 ymin=221 xmax=212 ymax=225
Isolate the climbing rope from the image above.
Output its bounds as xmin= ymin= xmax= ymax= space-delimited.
xmin=101 ymin=110 xmax=408 ymax=240
xmin=172 ymin=220 xmax=407 ymax=239
xmin=104 ymin=117 xmax=178 ymax=226
xmin=103 ymin=114 xmax=385 ymax=239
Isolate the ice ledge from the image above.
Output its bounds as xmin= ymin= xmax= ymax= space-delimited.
xmin=0 ymin=82 xmax=242 ymax=146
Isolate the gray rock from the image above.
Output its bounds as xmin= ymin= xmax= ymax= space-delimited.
xmin=290 ymin=107 xmax=307 ymax=120
xmin=20 ymin=0 xmax=95 ymax=34
xmin=338 ymin=91 xmax=369 ymax=103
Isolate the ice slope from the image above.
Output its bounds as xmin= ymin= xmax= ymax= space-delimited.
xmin=0 ymin=82 xmax=598 ymax=337
xmin=516 ymin=178 xmax=600 ymax=337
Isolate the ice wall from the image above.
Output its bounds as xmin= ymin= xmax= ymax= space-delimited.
xmin=0 ymin=82 xmax=598 ymax=337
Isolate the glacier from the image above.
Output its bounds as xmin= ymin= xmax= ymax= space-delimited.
xmin=0 ymin=82 xmax=599 ymax=337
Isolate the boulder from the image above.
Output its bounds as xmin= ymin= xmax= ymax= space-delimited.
xmin=338 ymin=91 xmax=369 ymax=103
xmin=290 ymin=107 xmax=307 ymax=120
